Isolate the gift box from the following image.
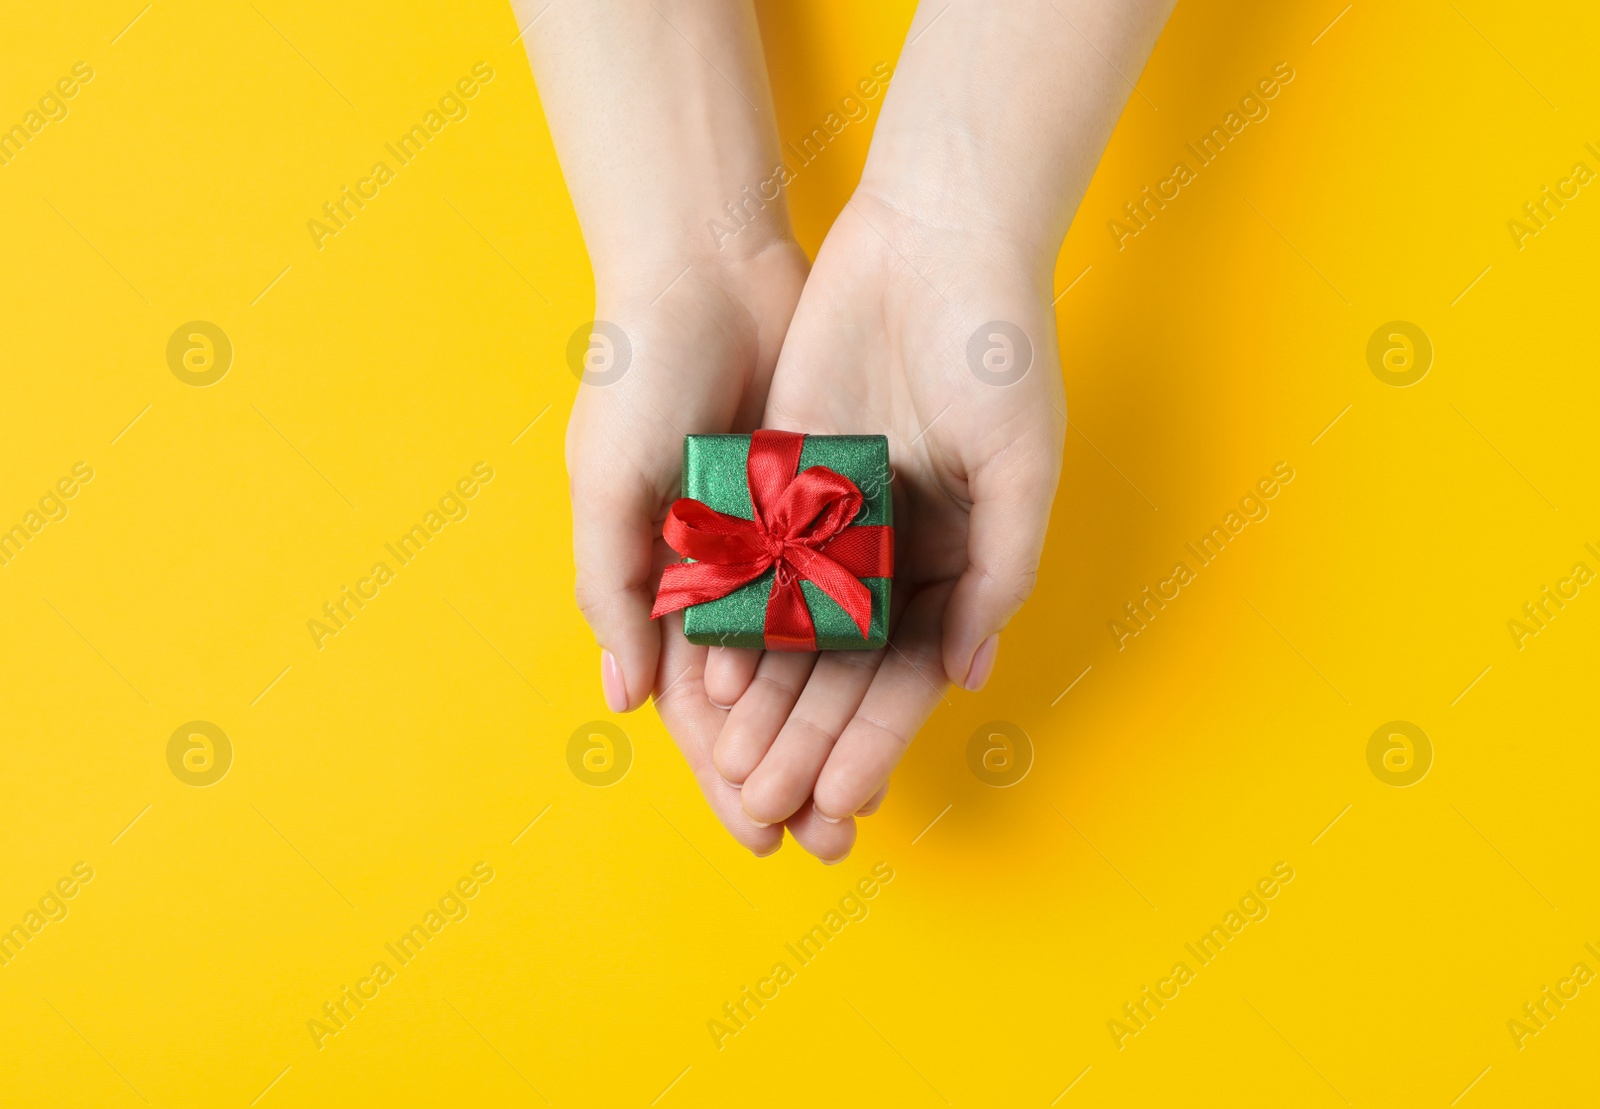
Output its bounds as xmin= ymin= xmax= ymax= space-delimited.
xmin=651 ymin=430 xmax=893 ymax=650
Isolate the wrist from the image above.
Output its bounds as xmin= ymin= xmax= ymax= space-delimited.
xmin=853 ymin=0 xmax=1174 ymax=269
xmin=584 ymin=188 xmax=798 ymax=300
xmin=592 ymin=231 xmax=806 ymax=315
xmin=855 ymin=160 xmax=1063 ymax=274
xmin=855 ymin=105 xmax=1075 ymax=275
xmin=844 ymin=183 xmax=1059 ymax=299
xmin=528 ymin=0 xmax=797 ymax=293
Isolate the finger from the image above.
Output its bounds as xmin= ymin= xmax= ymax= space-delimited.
xmin=569 ymin=454 xmax=663 ymax=713
xmin=705 ymin=646 xmax=761 ymax=708
xmin=739 ymin=647 xmax=882 ymax=825
xmin=712 ymin=650 xmax=817 ymax=788
xmin=814 ymin=583 xmax=954 ymax=821
xmin=941 ymin=449 xmax=1059 ymax=691
xmin=738 ymin=579 xmax=908 ymax=824
xmin=653 ymin=613 xmax=784 ymax=856
xmin=855 ymin=782 xmax=889 ymax=817
xmin=784 ymin=800 xmax=857 ymax=864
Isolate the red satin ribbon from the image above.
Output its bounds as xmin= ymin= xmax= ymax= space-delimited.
xmin=650 ymin=430 xmax=892 ymax=651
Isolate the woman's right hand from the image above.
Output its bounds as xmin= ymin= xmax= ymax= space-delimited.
xmin=568 ymin=241 xmax=867 ymax=859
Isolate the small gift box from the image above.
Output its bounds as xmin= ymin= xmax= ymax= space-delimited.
xmin=651 ymin=431 xmax=893 ymax=650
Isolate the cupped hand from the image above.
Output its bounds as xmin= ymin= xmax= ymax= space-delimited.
xmin=568 ymin=244 xmax=805 ymax=712
xmin=705 ymin=191 xmax=1066 ymax=856
xmin=568 ymin=241 xmax=860 ymax=858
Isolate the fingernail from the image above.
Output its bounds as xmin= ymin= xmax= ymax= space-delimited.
xmin=821 ymin=854 xmax=850 ymax=866
xmin=600 ymin=650 xmax=628 ymax=712
xmin=709 ymin=698 xmax=734 ymax=710
xmin=964 ymin=633 xmax=1000 ymax=692
xmin=748 ymin=818 xmax=771 ymax=828
xmin=754 ymin=841 xmax=782 ymax=858
xmin=816 ymin=812 xmax=843 ymax=824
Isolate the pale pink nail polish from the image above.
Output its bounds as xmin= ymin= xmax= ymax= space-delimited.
xmin=964 ymin=633 xmax=1000 ymax=692
xmin=600 ymin=650 xmax=628 ymax=712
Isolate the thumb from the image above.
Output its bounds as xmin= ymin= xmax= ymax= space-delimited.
xmin=942 ymin=451 xmax=1058 ymax=691
xmin=570 ymin=463 xmax=662 ymax=713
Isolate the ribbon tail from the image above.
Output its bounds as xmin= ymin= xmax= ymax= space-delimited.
xmin=784 ymin=547 xmax=875 ymax=640
xmin=651 ymin=559 xmax=770 ymax=619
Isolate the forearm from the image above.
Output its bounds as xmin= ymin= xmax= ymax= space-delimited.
xmin=861 ymin=0 xmax=1175 ymax=265
xmin=517 ymin=0 xmax=791 ymax=289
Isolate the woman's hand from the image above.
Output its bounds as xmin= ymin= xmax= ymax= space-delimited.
xmin=568 ymin=245 xmax=804 ymax=714
xmin=704 ymin=191 xmax=1065 ymax=855
xmin=525 ymin=0 xmax=1175 ymax=861
xmin=579 ymin=246 xmax=882 ymax=861
xmin=527 ymin=0 xmax=864 ymax=855
xmin=567 ymin=243 xmax=807 ymax=857
xmin=696 ymin=0 xmax=1174 ymax=859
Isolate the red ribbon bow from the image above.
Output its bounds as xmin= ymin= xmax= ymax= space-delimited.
xmin=650 ymin=430 xmax=893 ymax=651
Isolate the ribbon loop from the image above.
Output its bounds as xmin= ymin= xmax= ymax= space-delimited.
xmin=650 ymin=431 xmax=893 ymax=650
xmin=764 ymin=466 xmax=863 ymax=549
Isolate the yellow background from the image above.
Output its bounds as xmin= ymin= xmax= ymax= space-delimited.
xmin=3 ymin=1 xmax=1598 ymax=1105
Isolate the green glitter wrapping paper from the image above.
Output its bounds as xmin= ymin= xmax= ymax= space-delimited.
xmin=679 ymin=434 xmax=891 ymax=650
